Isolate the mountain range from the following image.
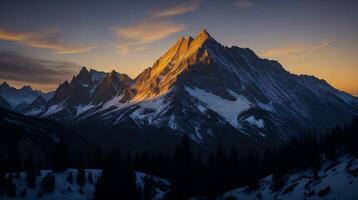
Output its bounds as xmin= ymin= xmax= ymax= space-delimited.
xmin=0 ymin=82 xmax=54 ymax=112
xmin=2 ymin=29 xmax=358 ymax=149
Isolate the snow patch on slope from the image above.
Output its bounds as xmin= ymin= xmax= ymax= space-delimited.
xmin=245 ymin=116 xmax=265 ymax=128
xmin=25 ymin=107 xmax=45 ymax=116
xmin=185 ymin=86 xmax=251 ymax=128
xmin=76 ymin=105 xmax=95 ymax=116
xmin=42 ymin=102 xmax=65 ymax=117
xmin=216 ymin=155 xmax=358 ymax=200
xmin=129 ymin=93 xmax=170 ymax=126
xmin=136 ymin=172 xmax=171 ymax=200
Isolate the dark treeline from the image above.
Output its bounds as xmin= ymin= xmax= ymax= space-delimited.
xmin=93 ymin=118 xmax=358 ymax=199
xmin=0 ymin=118 xmax=357 ymax=199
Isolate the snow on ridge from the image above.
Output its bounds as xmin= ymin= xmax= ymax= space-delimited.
xmin=75 ymin=105 xmax=95 ymax=116
xmin=42 ymin=102 xmax=65 ymax=117
xmin=24 ymin=107 xmax=45 ymax=116
xmin=185 ymin=86 xmax=251 ymax=129
xmin=168 ymin=114 xmax=178 ymax=130
xmin=129 ymin=92 xmax=171 ymax=126
xmin=245 ymin=116 xmax=265 ymax=128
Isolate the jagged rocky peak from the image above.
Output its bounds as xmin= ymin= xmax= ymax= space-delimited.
xmin=0 ymin=82 xmax=12 ymax=92
xmin=106 ymin=70 xmax=118 ymax=80
xmin=193 ymin=28 xmax=213 ymax=43
xmin=102 ymin=70 xmax=132 ymax=85
xmin=167 ymin=29 xmax=216 ymax=58
xmin=58 ymin=80 xmax=70 ymax=90
xmin=25 ymin=29 xmax=358 ymax=147
xmin=20 ymin=85 xmax=33 ymax=91
xmin=132 ymin=29 xmax=219 ymax=99
xmin=71 ymin=66 xmax=92 ymax=85
xmin=0 ymin=81 xmax=10 ymax=88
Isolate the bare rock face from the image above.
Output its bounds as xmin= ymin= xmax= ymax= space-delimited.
xmin=25 ymin=29 xmax=358 ymax=146
xmin=92 ymin=70 xmax=133 ymax=104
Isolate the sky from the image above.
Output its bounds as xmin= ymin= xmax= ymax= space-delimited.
xmin=0 ymin=0 xmax=357 ymax=95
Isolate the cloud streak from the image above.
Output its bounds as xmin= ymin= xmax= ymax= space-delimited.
xmin=116 ymin=20 xmax=185 ymax=55
xmin=153 ymin=0 xmax=200 ymax=17
xmin=115 ymin=0 xmax=200 ymax=55
xmin=0 ymin=28 xmax=94 ymax=54
xmin=0 ymin=51 xmax=80 ymax=89
xmin=261 ymin=41 xmax=334 ymax=57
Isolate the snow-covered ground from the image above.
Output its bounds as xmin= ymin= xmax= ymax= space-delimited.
xmin=2 ymin=155 xmax=356 ymax=200
xmin=0 ymin=169 xmax=171 ymax=200
xmin=0 ymin=169 xmax=100 ymax=200
xmin=215 ymin=154 xmax=358 ymax=200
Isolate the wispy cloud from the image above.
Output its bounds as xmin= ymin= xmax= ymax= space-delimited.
xmin=0 ymin=51 xmax=80 ymax=89
xmin=114 ymin=1 xmax=200 ymax=55
xmin=53 ymin=47 xmax=95 ymax=55
xmin=261 ymin=41 xmax=334 ymax=57
xmin=153 ymin=0 xmax=200 ymax=17
xmin=0 ymin=28 xmax=94 ymax=54
xmin=115 ymin=20 xmax=185 ymax=55
xmin=117 ymin=21 xmax=185 ymax=43
xmin=235 ymin=0 xmax=257 ymax=8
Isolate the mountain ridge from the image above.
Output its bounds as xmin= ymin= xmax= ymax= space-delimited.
xmin=0 ymin=82 xmax=54 ymax=110
xmin=22 ymin=29 xmax=358 ymax=147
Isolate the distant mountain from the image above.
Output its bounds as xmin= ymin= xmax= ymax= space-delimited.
xmin=23 ymin=95 xmax=47 ymax=114
xmin=25 ymin=67 xmax=133 ymax=120
xmin=0 ymin=82 xmax=54 ymax=109
xmin=0 ymin=95 xmax=11 ymax=109
xmin=26 ymin=30 xmax=358 ymax=148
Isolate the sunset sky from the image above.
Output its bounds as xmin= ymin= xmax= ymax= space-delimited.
xmin=0 ymin=0 xmax=357 ymax=95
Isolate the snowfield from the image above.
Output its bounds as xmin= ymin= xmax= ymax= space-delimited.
xmin=213 ymin=155 xmax=358 ymax=200
xmin=185 ymin=87 xmax=251 ymax=129
xmin=0 ymin=169 xmax=171 ymax=200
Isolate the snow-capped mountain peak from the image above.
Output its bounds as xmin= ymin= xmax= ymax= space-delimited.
xmin=24 ymin=30 xmax=358 ymax=146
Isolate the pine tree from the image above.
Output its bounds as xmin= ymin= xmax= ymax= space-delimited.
xmin=0 ymin=174 xmax=4 ymax=196
xmin=5 ymin=174 xmax=16 ymax=197
xmin=87 ymin=172 xmax=93 ymax=184
xmin=51 ymin=139 xmax=70 ymax=172
xmin=142 ymin=176 xmax=157 ymax=200
xmin=272 ymin=172 xmax=285 ymax=192
xmin=171 ymin=136 xmax=195 ymax=199
xmin=26 ymin=169 xmax=36 ymax=188
xmin=41 ymin=172 xmax=55 ymax=193
xmin=67 ymin=171 xmax=73 ymax=184
xmin=93 ymin=151 xmax=139 ymax=200
xmin=77 ymin=168 xmax=86 ymax=187
xmin=77 ymin=157 xmax=86 ymax=187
